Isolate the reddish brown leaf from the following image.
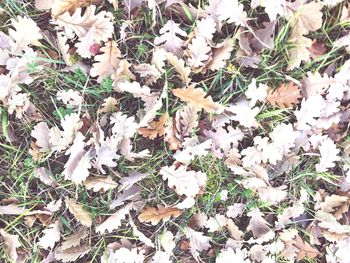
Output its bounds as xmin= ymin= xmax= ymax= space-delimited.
xmin=138 ymin=112 xmax=169 ymax=140
xmin=267 ymin=82 xmax=301 ymax=108
xmin=138 ymin=205 xmax=181 ymax=225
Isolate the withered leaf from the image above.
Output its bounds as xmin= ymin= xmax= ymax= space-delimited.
xmin=267 ymin=82 xmax=301 ymax=108
xmin=138 ymin=112 xmax=169 ymax=139
xmin=65 ymin=198 xmax=92 ymax=227
xmin=138 ymin=205 xmax=181 ymax=225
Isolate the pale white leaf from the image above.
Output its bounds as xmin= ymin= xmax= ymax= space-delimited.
xmin=96 ymin=203 xmax=133 ymax=233
xmin=39 ymin=221 xmax=61 ymax=249
xmin=160 ymin=165 xmax=207 ymax=197
xmin=9 ymin=16 xmax=42 ymax=53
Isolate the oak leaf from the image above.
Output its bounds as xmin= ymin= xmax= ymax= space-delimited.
xmin=154 ymin=20 xmax=187 ymax=55
xmin=207 ymin=39 xmax=234 ymax=71
xmin=0 ymin=229 xmax=21 ymax=262
xmin=38 ymin=221 xmax=61 ymax=249
xmin=65 ymin=197 xmax=93 ymax=227
xmin=172 ymin=86 xmax=222 ymax=113
xmin=90 ymin=41 xmax=121 ymax=83
xmin=138 ymin=205 xmax=181 ymax=225
xmin=184 ymin=227 xmax=211 ymax=262
xmin=166 ymin=52 xmax=191 ymax=85
xmin=31 ymin=122 xmax=51 ymax=152
xmin=83 ymin=176 xmax=118 ymax=192
xmin=267 ymin=82 xmax=301 ymax=108
xmin=138 ymin=112 xmax=169 ymax=139
xmin=55 ymin=244 xmax=90 ymax=262
xmin=51 ymin=0 xmax=103 ymax=17
xmin=9 ymin=16 xmax=42 ymax=53
xmin=55 ymin=5 xmax=114 ymax=40
xmin=96 ymin=203 xmax=133 ymax=233
xmin=61 ymin=227 xmax=88 ymax=250
xmin=160 ymin=165 xmax=207 ymax=197
xmin=186 ymin=35 xmax=211 ymax=69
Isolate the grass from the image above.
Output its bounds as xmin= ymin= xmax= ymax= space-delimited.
xmin=1 ymin=0 xmax=350 ymax=262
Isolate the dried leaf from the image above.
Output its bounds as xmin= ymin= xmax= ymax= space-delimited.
xmin=166 ymin=52 xmax=191 ymax=85
xmin=61 ymin=227 xmax=88 ymax=250
xmin=38 ymin=221 xmax=61 ymax=249
xmin=267 ymin=82 xmax=301 ymax=108
xmin=65 ymin=197 xmax=93 ymax=227
xmin=207 ymin=39 xmax=234 ymax=71
xmin=154 ymin=20 xmax=187 ymax=55
xmin=9 ymin=16 xmax=42 ymax=53
xmin=96 ymin=203 xmax=133 ymax=233
xmin=83 ymin=176 xmax=118 ymax=192
xmin=160 ymin=165 xmax=207 ymax=197
xmin=184 ymin=227 xmax=211 ymax=262
xmin=294 ymin=235 xmax=319 ymax=261
xmin=138 ymin=112 xmax=169 ymax=139
xmin=90 ymin=40 xmax=121 ymax=83
xmin=55 ymin=244 xmax=90 ymax=262
xmin=172 ymin=85 xmax=222 ymax=113
xmin=34 ymin=167 xmax=56 ymax=186
xmin=138 ymin=205 xmax=181 ymax=225
xmin=0 ymin=229 xmax=21 ymax=261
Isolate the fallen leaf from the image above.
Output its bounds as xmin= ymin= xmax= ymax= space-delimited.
xmin=267 ymin=82 xmax=301 ymax=108
xmin=83 ymin=176 xmax=118 ymax=192
xmin=38 ymin=221 xmax=61 ymax=249
xmin=96 ymin=203 xmax=133 ymax=233
xmin=61 ymin=227 xmax=88 ymax=250
xmin=138 ymin=205 xmax=181 ymax=225
xmin=154 ymin=20 xmax=187 ymax=55
xmin=90 ymin=40 xmax=121 ymax=83
xmin=0 ymin=229 xmax=21 ymax=261
xmin=138 ymin=112 xmax=169 ymax=139
xmin=65 ymin=197 xmax=93 ymax=227
xmin=55 ymin=244 xmax=90 ymax=262
xmin=172 ymin=85 xmax=222 ymax=113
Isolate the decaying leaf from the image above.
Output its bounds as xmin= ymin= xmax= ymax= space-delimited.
xmin=138 ymin=205 xmax=181 ymax=225
xmin=65 ymin=197 xmax=93 ymax=227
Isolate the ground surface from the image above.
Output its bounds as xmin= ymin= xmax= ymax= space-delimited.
xmin=0 ymin=0 xmax=350 ymax=262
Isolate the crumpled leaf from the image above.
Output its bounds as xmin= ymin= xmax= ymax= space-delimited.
xmin=285 ymin=1 xmax=323 ymax=69
xmin=138 ymin=112 xmax=169 ymax=139
xmin=63 ymin=132 xmax=91 ymax=185
xmin=184 ymin=227 xmax=211 ymax=262
xmin=65 ymin=197 xmax=93 ymax=227
xmin=138 ymin=205 xmax=181 ymax=225
xmin=61 ymin=227 xmax=88 ymax=250
xmin=186 ymin=35 xmax=211 ymax=69
xmin=31 ymin=122 xmax=51 ymax=152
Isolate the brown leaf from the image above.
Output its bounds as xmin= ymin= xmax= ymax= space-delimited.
xmin=65 ymin=198 xmax=92 ymax=227
xmin=49 ymin=0 xmax=103 ymax=18
xmin=138 ymin=112 xmax=169 ymax=139
xmin=310 ymin=39 xmax=327 ymax=58
xmin=172 ymin=86 xmax=222 ymax=113
xmin=267 ymin=82 xmax=301 ymax=108
xmin=55 ymin=244 xmax=90 ymax=262
xmin=138 ymin=205 xmax=181 ymax=225
xmin=294 ymin=235 xmax=319 ymax=261
xmin=83 ymin=176 xmax=118 ymax=192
